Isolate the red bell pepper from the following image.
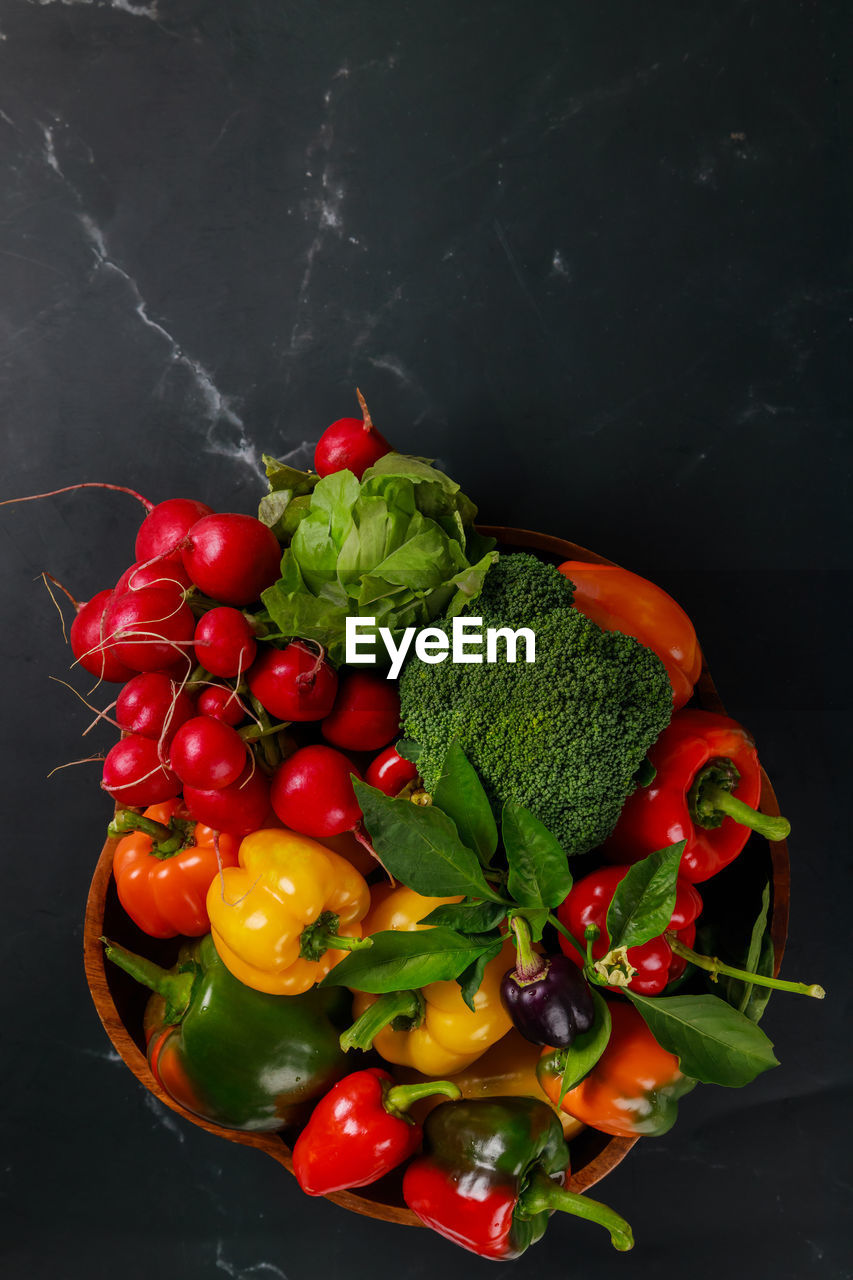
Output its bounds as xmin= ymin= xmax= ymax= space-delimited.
xmin=291 ymin=1068 xmax=461 ymax=1196
xmin=556 ymin=866 xmax=703 ymax=994
xmin=109 ymin=799 xmax=239 ymax=937
xmin=558 ymin=560 xmax=701 ymax=709
xmin=604 ymin=709 xmax=790 ymax=882
xmin=402 ymin=1097 xmax=633 ymax=1258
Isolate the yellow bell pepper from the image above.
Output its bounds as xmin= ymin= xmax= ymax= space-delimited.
xmin=400 ymin=1031 xmax=586 ymax=1139
xmin=206 ymin=828 xmax=372 ymax=996
xmin=346 ymin=883 xmax=514 ymax=1076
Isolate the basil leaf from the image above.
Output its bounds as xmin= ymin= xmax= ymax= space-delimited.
xmin=432 ymin=741 xmax=499 ymax=865
xmin=395 ymin=739 xmax=421 ymax=763
xmin=419 ymin=901 xmax=508 ymax=933
xmin=320 ymin=927 xmax=498 ymax=993
xmin=721 ymin=882 xmax=773 ymax=1018
xmin=456 ymin=939 xmax=504 ymax=1012
xmin=740 ymin=933 xmax=776 ymax=1023
xmin=520 ymin=907 xmax=550 ymax=943
xmin=559 ymin=989 xmax=612 ymax=1101
xmin=502 ymin=801 xmax=573 ymax=909
xmin=606 ymin=842 xmax=685 ymax=951
xmin=354 ymin=780 xmax=502 ymax=901
xmin=627 ymin=991 xmax=779 ymax=1087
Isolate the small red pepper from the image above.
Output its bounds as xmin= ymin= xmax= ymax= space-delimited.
xmin=557 ymin=866 xmax=703 ymax=994
xmin=364 ymin=745 xmax=419 ymax=796
xmin=291 ymin=1068 xmax=461 ymax=1196
xmin=604 ymin=709 xmax=791 ymax=883
xmin=558 ymin=560 xmax=701 ymax=709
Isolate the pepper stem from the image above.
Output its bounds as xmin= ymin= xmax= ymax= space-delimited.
xmin=688 ymin=759 xmax=790 ymax=840
xmin=340 ymin=990 xmax=424 ymax=1053
xmin=383 ymin=1079 xmax=462 ymax=1118
xmin=101 ymin=938 xmax=195 ymax=1023
xmin=298 ymin=911 xmax=373 ymax=963
xmin=700 ymin=783 xmax=791 ymax=841
xmin=107 ymin=809 xmax=188 ymax=858
xmin=518 ymin=1172 xmax=634 ymax=1252
xmin=510 ymin=915 xmax=547 ymax=983
xmin=666 ymin=934 xmax=825 ymax=999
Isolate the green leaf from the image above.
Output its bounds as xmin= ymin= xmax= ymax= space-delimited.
xmin=418 ymin=900 xmax=508 ymax=933
xmin=262 ymin=454 xmax=319 ymax=495
xmin=353 ymin=780 xmax=502 ymax=901
xmin=395 ymin=739 xmax=421 ymax=763
xmin=456 ymin=939 xmax=505 ymax=1012
xmin=319 ymin=928 xmax=499 ymax=993
xmin=519 ymin=907 xmax=550 ymax=943
xmin=633 ymin=757 xmax=657 ymax=788
xmin=721 ymin=883 xmax=773 ymax=1019
xmin=432 ymin=741 xmax=499 ymax=865
xmin=502 ymin=801 xmax=573 ymax=909
xmin=605 ymin=842 xmax=685 ymax=951
xmin=627 ymin=991 xmax=779 ymax=1087
xmin=559 ymin=989 xmax=612 ymax=1101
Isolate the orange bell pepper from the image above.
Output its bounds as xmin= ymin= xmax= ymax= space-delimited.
xmin=110 ymin=799 xmax=239 ymax=938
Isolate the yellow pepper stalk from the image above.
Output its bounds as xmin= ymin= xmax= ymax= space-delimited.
xmin=342 ymin=883 xmax=513 ymax=1076
xmin=206 ymin=828 xmax=372 ymax=995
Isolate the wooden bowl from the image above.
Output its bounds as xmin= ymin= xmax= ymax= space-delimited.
xmin=83 ymin=527 xmax=791 ymax=1228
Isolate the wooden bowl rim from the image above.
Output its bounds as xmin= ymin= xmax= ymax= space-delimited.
xmin=83 ymin=524 xmax=790 ymax=1228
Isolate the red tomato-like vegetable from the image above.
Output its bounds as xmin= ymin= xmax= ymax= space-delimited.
xmin=270 ymin=744 xmax=362 ymax=837
xmin=321 ymin=671 xmax=400 ymax=752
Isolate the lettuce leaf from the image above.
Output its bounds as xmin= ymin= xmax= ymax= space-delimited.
xmin=260 ymin=456 xmax=496 ymax=665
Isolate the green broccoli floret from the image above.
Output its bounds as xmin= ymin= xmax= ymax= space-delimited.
xmin=398 ymin=552 xmax=672 ymax=856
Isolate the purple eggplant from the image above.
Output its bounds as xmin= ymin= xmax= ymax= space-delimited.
xmin=501 ymin=919 xmax=595 ymax=1047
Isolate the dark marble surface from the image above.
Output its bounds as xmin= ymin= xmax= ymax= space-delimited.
xmin=1 ymin=2 xmax=850 ymax=1277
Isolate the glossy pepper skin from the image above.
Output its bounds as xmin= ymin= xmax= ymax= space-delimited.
xmin=557 ymin=865 xmax=703 ymax=995
xmin=104 ymin=934 xmax=351 ymax=1131
xmin=111 ymin=800 xmax=239 ymax=938
xmin=292 ymin=1068 xmax=460 ymax=1195
xmin=538 ymin=1000 xmax=696 ymax=1137
xmin=558 ymin=560 xmax=701 ymax=710
xmin=403 ymin=1098 xmax=633 ymax=1258
xmin=404 ymin=1031 xmax=585 ymax=1140
xmin=351 ymin=884 xmax=513 ymax=1076
xmin=206 ymin=828 xmax=371 ymax=995
xmin=603 ymin=708 xmax=787 ymax=883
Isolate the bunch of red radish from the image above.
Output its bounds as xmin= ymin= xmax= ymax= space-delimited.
xmin=36 ymin=397 xmax=417 ymax=845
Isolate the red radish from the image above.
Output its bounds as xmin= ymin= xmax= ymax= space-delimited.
xmin=169 ymin=716 xmax=247 ymax=790
xmin=102 ymin=735 xmax=181 ymax=806
xmin=365 ymin=745 xmax=419 ymax=796
xmin=115 ymin=559 xmax=192 ymax=597
xmin=115 ymin=673 xmax=194 ymax=743
xmin=103 ymin=587 xmax=195 ymax=672
xmin=183 ymin=762 xmax=271 ymax=838
xmin=321 ymin=671 xmax=400 ymax=752
xmin=135 ymin=498 xmax=214 ymax=564
xmin=248 ymin=642 xmax=337 ymax=721
xmin=314 ymin=389 xmax=392 ymax=480
xmin=197 ymin=685 xmax=247 ymax=727
xmin=270 ymin=744 xmax=362 ymax=838
xmin=194 ymin=608 xmax=257 ymax=677
xmin=70 ymin=590 xmax=137 ymax=683
xmin=181 ymin=513 xmax=281 ymax=606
